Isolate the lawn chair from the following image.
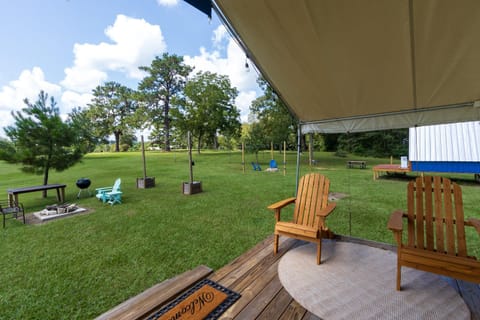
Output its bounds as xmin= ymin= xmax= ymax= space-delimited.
xmin=0 ymin=200 xmax=26 ymax=228
xmin=95 ymin=178 xmax=122 ymax=205
xmin=268 ymin=173 xmax=337 ymax=264
xmin=388 ymin=176 xmax=480 ymax=290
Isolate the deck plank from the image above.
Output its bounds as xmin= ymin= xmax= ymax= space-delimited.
xmin=95 ymin=265 xmax=213 ymax=320
xmin=98 ymin=235 xmax=479 ymax=320
xmin=279 ymin=300 xmax=308 ymax=320
xmin=256 ymin=288 xmax=293 ymax=320
xmin=224 ymin=274 xmax=284 ymax=319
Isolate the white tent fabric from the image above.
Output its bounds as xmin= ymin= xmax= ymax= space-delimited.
xmin=214 ymin=0 xmax=480 ymax=133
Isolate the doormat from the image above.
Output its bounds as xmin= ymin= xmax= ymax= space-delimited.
xmin=147 ymin=279 xmax=240 ymax=320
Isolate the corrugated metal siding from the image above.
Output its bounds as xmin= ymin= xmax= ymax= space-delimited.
xmin=409 ymin=121 xmax=480 ymax=162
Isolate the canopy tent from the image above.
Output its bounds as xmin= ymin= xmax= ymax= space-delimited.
xmin=186 ymin=0 xmax=480 ymax=133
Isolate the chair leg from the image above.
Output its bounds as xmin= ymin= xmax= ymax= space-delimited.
xmin=317 ymin=239 xmax=322 ymax=265
xmin=273 ymin=234 xmax=279 ymax=255
xmin=396 ymin=264 xmax=402 ymax=291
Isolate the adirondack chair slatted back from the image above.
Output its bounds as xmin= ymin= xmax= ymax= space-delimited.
xmin=113 ymin=178 xmax=121 ymax=192
xmin=407 ymin=176 xmax=468 ymax=257
xmin=294 ymin=173 xmax=329 ymax=228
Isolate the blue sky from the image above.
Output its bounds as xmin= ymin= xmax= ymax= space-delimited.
xmin=0 ymin=0 xmax=260 ymax=137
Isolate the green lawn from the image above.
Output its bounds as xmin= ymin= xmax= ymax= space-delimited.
xmin=1 ymin=150 xmax=479 ymax=319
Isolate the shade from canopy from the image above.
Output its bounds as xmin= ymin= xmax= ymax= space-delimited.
xmin=208 ymin=0 xmax=480 ymax=133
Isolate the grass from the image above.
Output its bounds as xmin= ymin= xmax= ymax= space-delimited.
xmin=0 ymin=150 xmax=479 ymax=319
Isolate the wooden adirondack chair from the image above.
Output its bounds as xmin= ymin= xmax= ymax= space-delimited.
xmin=268 ymin=173 xmax=336 ymax=264
xmin=388 ymin=176 xmax=480 ymax=291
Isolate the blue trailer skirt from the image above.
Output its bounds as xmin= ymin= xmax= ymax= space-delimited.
xmin=411 ymin=161 xmax=480 ymax=174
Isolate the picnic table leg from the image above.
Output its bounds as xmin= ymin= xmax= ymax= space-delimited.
xmin=56 ymin=187 xmax=65 ymax=203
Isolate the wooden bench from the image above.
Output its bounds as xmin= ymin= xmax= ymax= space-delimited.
xmin=7 ymin=184 xmax=66 ymax=205
xmin=347 ymin=160 xmax=367 ymax=169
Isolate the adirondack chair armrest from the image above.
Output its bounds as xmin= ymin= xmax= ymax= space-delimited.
xmin=267 ymin=197 xmax=296 ymax=211
xmin=388 ymin=210 xmax=405 ymax=232
xmin=466 ymin=218 xmax=480 ymax=234
xmin=96 ymin=187 xmax=113 ymax=193
xmin=268 ymin=197 xmax=296 ymax=222
xmin=316 ymin=202 xmax=337 ymax=217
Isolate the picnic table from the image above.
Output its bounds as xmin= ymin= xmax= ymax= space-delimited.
xmin=347 ymin=160 xmax=367 ymax=169
xmin=7 ymin=184 xmax=66 ymax=205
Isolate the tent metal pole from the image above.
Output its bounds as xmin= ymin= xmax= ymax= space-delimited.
xmin=295 ymin=124 xmax=302 ymax=196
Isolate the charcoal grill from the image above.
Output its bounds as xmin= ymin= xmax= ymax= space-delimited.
xmin=76 ymin=178 xmax=91 ymax=198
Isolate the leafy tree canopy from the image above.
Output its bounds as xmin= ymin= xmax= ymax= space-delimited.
xmin=87 ymin=81 xmax=137 ymax=152
xmin=175 ymin=71 xmax=241 ymax=153
xmin=250 ymin=78 xmax=297 ymax=149
xmin=2 ymin=91 xmax=85 ymax=188
xmin=137 ymin=53 xmax=193 ymax=151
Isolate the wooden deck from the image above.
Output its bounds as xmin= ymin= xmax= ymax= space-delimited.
xmin=97 ymin=235 xmax=480 ymax=320
xmin=372 ymin=164 xmax=411 ymax=180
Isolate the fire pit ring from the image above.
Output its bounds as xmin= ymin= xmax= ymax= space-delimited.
xmin=76 ymin=178 xmax=91 ymax=198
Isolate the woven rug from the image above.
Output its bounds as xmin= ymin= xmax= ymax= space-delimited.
xmin=147 ymin=279 xmax=240 ymax=320
xmin=278 ymin=241 xmax=470 ymax=320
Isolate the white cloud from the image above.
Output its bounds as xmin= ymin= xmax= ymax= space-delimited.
xmin=212 ymin=25 xmax=228 ymax=48
xmin=61 ymin=14 xmax=167 ymax=93
xmin=61 ymin=91 xmax=94 ymax=110
xmin=184 ymin=25 xmax=260 ymax=122
xmin=157 ymin=0 xmax=179 ymax=6
xmin=0 ymin=67 xmax=62 ymax=137
xmin=236 ymin=90 xmax=257 ymax=123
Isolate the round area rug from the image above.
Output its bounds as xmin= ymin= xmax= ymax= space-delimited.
xmin=278 ymin=241 xmax=470 ymax=320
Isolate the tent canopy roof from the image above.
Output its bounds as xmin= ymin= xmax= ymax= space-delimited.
xmin=208 ymin=0 xmax=480 ymax=133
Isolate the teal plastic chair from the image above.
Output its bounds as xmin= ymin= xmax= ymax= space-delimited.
xmin=95 ymin=178 xmax=122 ymax=205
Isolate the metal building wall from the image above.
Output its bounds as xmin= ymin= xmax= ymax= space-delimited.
xmin=409 ymin=121 xmax=480 ymax=173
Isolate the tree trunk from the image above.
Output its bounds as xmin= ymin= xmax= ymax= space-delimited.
xmin=164 ymin=100 xmax=171 ymax=152
xmin=42 ymin=163 xmax=50 ymax=198
xmin=114 ymin=131 xmax=121 ymax=152
xmin=197 ymin=135 xmax=202 ymax=154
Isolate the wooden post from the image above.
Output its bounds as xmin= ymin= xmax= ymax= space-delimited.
xmin=242 ymin=142 xmax=245 ymax=173
xmin=141 ymin=135 xmax=147 ymax=180
xmin=137 ymin=135 xmax=155 ymax=188
xmin=271 ymin=141 xmax=274 ymax=160
xmin=283 ymin=141 xmax=286 ymax=176
xmin=309 ymin=133 xmax=313 ymax=166
xmin=182 ymin=131 xmax=202 ymax=194
xmin=188 ymin=131 xmax=194 ymax=183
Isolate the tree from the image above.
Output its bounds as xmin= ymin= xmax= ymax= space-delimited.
xmin=138 ymin=53 xmax=192 ymax=151
xmin=337 ymin=129 xmax=408 ymax=157
xmin=87 ymin=81 xmax=138 ymax=152
xmin=2 ymin=91 xmax=85 ymax=194
xmin=69 ymin=107 xmax=100 ymax=154
xmin=175 ymin=71 xmax=241 ymax=153
xmin=245 ymin=122 xmax=268 ymax=162
xmin=250 ymin=78 xmax=297 ymax=149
